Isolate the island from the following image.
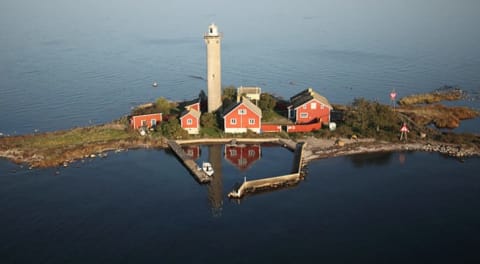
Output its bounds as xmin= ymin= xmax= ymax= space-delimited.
xmin=0 ymin=87 xmax=478 ymax=170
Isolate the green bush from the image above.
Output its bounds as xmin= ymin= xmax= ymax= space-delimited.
xmin=343 ymin=98 xmax=399 ymax=138
xmin=160 ymin=118 xmax=188 ymax=139
xmin=200 ymin=112 xmax=218 ymax=129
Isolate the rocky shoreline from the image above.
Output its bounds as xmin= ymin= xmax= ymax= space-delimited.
xmin=2 ymin=134 xmax=478 ymax=170
xmin=302 ymin=137 xmax=480 ymax=162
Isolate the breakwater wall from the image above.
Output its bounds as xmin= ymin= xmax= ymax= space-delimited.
xmin=228 ymin=142 xmax=307 ymax=198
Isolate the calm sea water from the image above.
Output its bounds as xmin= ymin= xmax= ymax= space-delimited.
xmin=1 ymin=147 xmax=479 ymax=263
xmin=1 ymin=1 xmax=480 ymax=263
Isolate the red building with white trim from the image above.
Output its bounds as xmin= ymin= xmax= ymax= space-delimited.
xmin=180 ymin=109 xmax=201 ymax=134
xmin=181 ymin=98 xmax=201 ymax=112
xmin=223 ymin=97 xmax=262 ymax=133
xmin=288 ymin=88 xmax=332 ymax=125
xmin=130 ymin=113 xmax=162 ymax=129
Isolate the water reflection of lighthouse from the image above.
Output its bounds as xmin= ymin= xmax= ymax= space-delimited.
xmin=207 ymin=145 xmax=223 ymax=217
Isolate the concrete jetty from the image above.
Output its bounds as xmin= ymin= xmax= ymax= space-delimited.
xmin=228 ymin=142 xmax=307 ymax=198
xmin=167 ymin=140 xmax=211 ymax=183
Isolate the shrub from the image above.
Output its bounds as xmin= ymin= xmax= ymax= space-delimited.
xmin=160 ymin=118 xmax=188 ymax=139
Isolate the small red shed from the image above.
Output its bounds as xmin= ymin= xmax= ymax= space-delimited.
xmin=180 ymin=109 xmax=201 ymax=134
xmin=179 ymin=98 xmax=201 ymax=112
xmin=130 ymin=113 xmax=162 ymax=129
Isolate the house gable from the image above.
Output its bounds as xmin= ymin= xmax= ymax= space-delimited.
xmin=223 ymin=98 xmax=262 ymax=133
xmin=289 ymin=88 xmax=332 ymax=125
xmin=294 ymin=98 xmax=331 ymax=125
xmin=180 ymin=109 xmax=201 ymax=134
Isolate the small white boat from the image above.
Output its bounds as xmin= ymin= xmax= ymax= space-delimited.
xmin=202 ymin=162 xmax=214 ymax=176
xmin=152 ymin=81 xmax=158 ymax=87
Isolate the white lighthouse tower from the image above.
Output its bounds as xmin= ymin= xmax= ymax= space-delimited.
xmin=204 ymin=23 xmax=222 ymax=113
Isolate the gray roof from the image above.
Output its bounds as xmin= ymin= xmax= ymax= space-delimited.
xmin=179 ymin=98 xmax=200 ymax=110
xmin=290 ymin=88 xmax=332 ymax=109
xmin=180 ymin=108 xmax=201 ymax=119
xmin=223 ymin=97 xmax=262 ymax=117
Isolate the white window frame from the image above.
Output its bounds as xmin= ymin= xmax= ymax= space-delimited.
xmin=311 ymin=102 xmax=317 ymax=110
xmin=230 ymin=118 xmax=237 ymax=125
xmin=141 ymin=120 xmax=147 ymax=126
xmin=187 ymin=119 xmax=193 ymax=125
xmin=248 ymin=118 xmax=255 ymax=125
xmin=151 ymin=119 xmax=157 ymax=126
xmin=300 ymin=112 xmax=308 ymax=118
xmin=238 ymin=109 xmax=247 ymax=115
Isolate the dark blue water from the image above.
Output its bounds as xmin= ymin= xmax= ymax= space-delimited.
xmin=1 ymin=147 xmax=479 ymax=263
xmin=2 ymin=1 xmax=480 ymax=263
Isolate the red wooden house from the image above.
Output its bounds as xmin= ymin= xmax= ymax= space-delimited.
xmin=287 ymin=88 xmax=332 ymax=125
xmin=130 ymin=113 xmax=162 ymax=129
xmin=224 ymin=144 xmax=261 ymax=171
xmin=223 ymin=97 xmax=262 ymax=133
xmin=180 ymin=109 xmax=201 ymax=134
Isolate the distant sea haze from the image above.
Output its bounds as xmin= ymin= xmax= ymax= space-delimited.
xmin=0 ymin=1 xmax=479 ymax=135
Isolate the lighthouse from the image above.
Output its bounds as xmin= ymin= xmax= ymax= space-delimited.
xmin=204 ymin=23 xmax=222 ymax=113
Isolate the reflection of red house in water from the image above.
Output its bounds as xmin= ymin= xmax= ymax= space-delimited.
xmin=182 ymin=145 xmax=201 ymax=160
xmin=224 ymin=144 xmax=261 ymax=171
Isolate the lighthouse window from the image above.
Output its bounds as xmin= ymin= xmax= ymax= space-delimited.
xmin=210 ymin=28 xmax=213 ymax=34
